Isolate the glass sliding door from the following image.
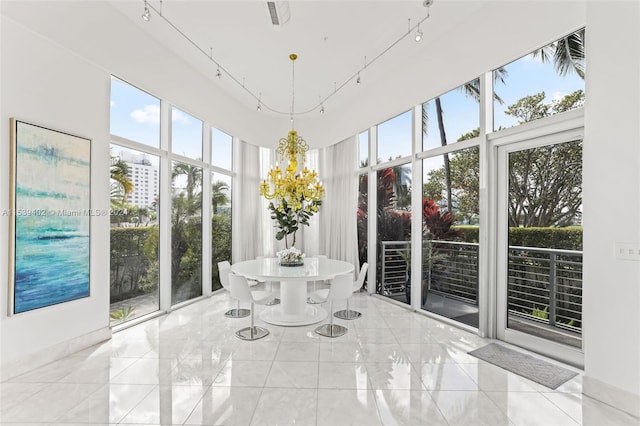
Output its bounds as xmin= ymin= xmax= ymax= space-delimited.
xmin=497 ymin=138 xmax=583 ymax=363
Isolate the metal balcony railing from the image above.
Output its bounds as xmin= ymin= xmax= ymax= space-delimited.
xmin=379 ymin=240 xmax=583 ymax=334
xmin=380 ymin=241 xmax=410 ymax=296
xmin=508 ymin=246 xmax=582 ymax=333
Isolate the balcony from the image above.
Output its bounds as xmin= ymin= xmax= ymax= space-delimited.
xmin=380 ymin=241 xmax=583 ymax=348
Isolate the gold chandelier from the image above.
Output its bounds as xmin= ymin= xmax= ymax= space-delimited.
xmin=259 ymin=54 xmax=325 ymax=248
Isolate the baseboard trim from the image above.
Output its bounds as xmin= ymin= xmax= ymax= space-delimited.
xmin=0 ymin=326 xmax=112 ymax=382
xmin=583 ymin=375 xmax=640 ymax=419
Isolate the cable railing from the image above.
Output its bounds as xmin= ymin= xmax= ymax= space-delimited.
xmin=379 ymin=240 xmax=583 ymax=334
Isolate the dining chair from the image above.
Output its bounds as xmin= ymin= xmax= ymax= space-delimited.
xmin=311 ymin=273 xmax=353 ymax=337
xmin=334 ymin=262 xmax=368 ymax=320
xmin=228 ymin=274 xmax=275 ymax=340
xmin=256 ymin=255 xmax=280 ymax=305
xmin=307 ymin=254 xmax=327 ymax=304
xmin=218 ymin=260 xmax=250 ymax=318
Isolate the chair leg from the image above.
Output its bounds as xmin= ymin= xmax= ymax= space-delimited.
xmin=315 ymin=300 xmax=347 ymax=338
xmin=235 ymin=301 xmax=269 ymax=341
xmin=334 ymin=297 xmax=362 ymax=320
xmin=225 ymin=299 xmax=250 ymax=318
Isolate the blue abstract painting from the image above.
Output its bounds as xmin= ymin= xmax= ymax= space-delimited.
xmin=10 ymin=119 xmax=91 ymax=314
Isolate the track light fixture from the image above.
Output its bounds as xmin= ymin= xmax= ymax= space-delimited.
xmin=415 ymin=24 xmax=423 ymax=42
xmin=142 ymin=1 xmax=150 ymax=21
xmin=136 ymin=0 xmax=435 ymax=116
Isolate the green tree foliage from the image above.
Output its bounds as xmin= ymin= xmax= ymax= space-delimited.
xmin=170 ymin=163 xmax=203 ymax=302
xmin=211 ymin=180 xmax=229 ymax=214
xmin=110 ymin=156 xmax=133 ymax=208
xmin=211 ymin=213 xmax=232 ymax=291
xmin=423 ymin=90 xmax=584 ymax=228
xmin=423 ymin=147 xmax=479 ymax=224
xmin=532 ymin=28 xmax=585 ymax=79
xmin=110 ymin=227 xmax=156 ymax=302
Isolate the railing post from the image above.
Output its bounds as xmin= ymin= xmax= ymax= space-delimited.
xmin=381 ymin=242 xmax=386 ymax=295
xmin=548 ymin=252 xmax=557 ymax=327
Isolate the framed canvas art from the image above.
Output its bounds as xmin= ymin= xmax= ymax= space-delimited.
xmin=8 ymin=118 xmax=91 ymax=314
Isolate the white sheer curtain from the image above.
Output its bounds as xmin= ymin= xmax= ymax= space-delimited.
xmin=232 ymin=140 xmax=263 ymax=262
xmin=318 ymin=136 xmax=359 ymax=272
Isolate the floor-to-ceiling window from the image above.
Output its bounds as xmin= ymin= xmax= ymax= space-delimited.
xmin=357 ymin=131 xmax=369 ymax=289
xmin=357 ymin=28 xmax=585 ymax=366
xmin=170 ymin=107 xmax=203 ymax=305
xmin=375 ymin=111 xmax=412 ymax=305
xmin=109 ymin=77 xmax=162 ymax=326
xmin=109 ymin=77 xmax=235 ymax=324
xmin=420 ymin=80 xmax=481 ymax=326
xmin=211 ymin=128 xmax=233 ymax=291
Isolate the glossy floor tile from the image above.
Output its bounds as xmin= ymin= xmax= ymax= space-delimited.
xmin=1 ymin=289 xmax=637 ymax=425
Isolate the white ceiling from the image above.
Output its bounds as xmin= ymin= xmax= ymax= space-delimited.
xmin=108 ymin=0 xmax=486 ymax=119
xmin=1 ymin=0 xmax=586 ymax=147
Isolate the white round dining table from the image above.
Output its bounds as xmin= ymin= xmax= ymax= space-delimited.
xmin=231 ymin=257 xmax=354 ymax=326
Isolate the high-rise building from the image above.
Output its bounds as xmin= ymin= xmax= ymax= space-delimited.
xmin=115 ymin=151 xmax=159 ymax=209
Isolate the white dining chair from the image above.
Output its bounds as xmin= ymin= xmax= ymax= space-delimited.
xmin=334 ymin=262 xmax=368 ymax=320
xmin=218 ymin=260 xmax=250 ymax=318
xmin=229 ymin=274 xmax=275 ymax=340
xmin=256 ymin=255 xmax=280 ymax=305
xmin=307 ymin=254 xmax=327 ymax=304
xmin=311 ymin=273 xmax=353 ymax=338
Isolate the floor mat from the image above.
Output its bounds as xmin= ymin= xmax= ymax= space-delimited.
xmin=468 ymin=343 xmax=578 ymax=389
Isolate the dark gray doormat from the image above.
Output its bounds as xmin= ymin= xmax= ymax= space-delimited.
xmin=468 ymin=343 xmax=578 ymax=389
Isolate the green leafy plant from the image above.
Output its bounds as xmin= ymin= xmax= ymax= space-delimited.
xmin=110 ymin=305 xmax=135 ymax=321
xmin=531 ymin=305 xmax=549 ymax=319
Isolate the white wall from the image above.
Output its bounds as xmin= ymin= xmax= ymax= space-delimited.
xmin=582 ymin=1 xmax=640 ymax=416
xmin=0 ymin=17 xmax=111 ymax=378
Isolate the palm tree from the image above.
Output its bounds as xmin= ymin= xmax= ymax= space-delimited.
xmin=532 ymin=28 xmax=585 ymax=79
xmin=172 ymin=162 xmax=203 ymax=212
xmin=422 ymin=68 xmax=508 ymax=213
xmin=211 ymin=180 xmax=229 ymax=215
xmin=110 ymin=157 xmax=133 ymax=207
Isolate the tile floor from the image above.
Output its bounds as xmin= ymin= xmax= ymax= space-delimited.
xmin=1 ymin=289 xmax=638 ymax=425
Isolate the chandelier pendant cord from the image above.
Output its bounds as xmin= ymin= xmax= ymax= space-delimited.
xmin=291 ymin=54 xmax=296 ymax=129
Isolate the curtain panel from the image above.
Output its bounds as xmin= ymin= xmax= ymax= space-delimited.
xmin=232 ymin=140 xmax=263 ymax=262
xmin=319 ymin=136 xmax=360 ymax=274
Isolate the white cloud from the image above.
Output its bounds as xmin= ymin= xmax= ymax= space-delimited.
xmin=552 ymin=91 xmax=565 ymax=102
xmin=172 ymin=109 xmax=192 ymax=125
xmin=130 ymin=104 xmax=160 ymax=124
xmin=110 ymin=100 xmax=115 ymax=108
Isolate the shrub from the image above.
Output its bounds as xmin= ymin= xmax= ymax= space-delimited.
xmin=451 ymin=225 xmax=582 ymax=251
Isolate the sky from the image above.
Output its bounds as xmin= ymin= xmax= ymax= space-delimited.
xmin=373 ymin=48 xmax=585 ymax=166
xmin=110 ymin=77 xmax=233 ymax=170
